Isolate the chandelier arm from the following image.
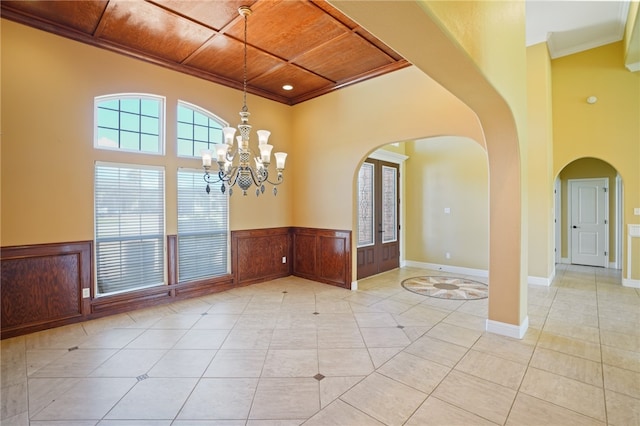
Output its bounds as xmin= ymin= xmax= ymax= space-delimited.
xmin=218 ymin=166 xmax=239 ymax=185
xmin=265 ymin=172 xmax=284 ymax=186
xmin=245 ymin=164 xmax=267 ymax=187
xmin=225 ymin=149 xmax=238 ymax=163
xmin=203 ymin=170 xmax=222 ymax=184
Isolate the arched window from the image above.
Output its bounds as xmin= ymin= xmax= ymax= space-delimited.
xmin=176 ymin=101 xmax=227 ymax=158
xmin=94 ymin=93 xmax=166 ymax=296
xmin=94 ymin=94 xmax=164 ymax=154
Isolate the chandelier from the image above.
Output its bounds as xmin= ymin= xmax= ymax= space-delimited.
xmin=202 ymin=5 xmax=287 ymax=196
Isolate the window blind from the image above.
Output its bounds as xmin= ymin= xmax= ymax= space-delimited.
xmin=95 ymin=163 xmax=165 ymax=295
xmin=177 ymin=169 xmax=229 ymax=282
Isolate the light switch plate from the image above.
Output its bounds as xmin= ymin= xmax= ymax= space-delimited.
xmin=634 ymin=208 xmax=640 ymax=216
xmin=82 ymin=288 xmax=90 ymax=298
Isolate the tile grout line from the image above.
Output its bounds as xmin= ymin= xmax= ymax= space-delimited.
xmin=503 ymin=271 xmax=556 ymax=425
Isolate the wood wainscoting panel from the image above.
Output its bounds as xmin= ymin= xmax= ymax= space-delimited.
xmin=167 ymin=235 xmax=177 ymax=287
xmin=1 ymin=227 xmax=353 ymax=339
xmin=292 ymin=228 xmax=351 ymax=288
xmin=318 ymin=232 xmax=351 ymax=286
xmin=292 ymin=229 xmax=318 ymax=277
xmin=232 ymin=228 xmax=292 ymax=286
xmin=1 ymin=241 xmax=92 ymax=338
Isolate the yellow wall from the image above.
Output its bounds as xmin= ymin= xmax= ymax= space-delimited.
xmin=1 ymin=20 xmax=293 ymax=246
xmin=558 ymin=158 xmax=618 ymax=261
xmin=290 ymin=66 xmax=485 ymax=230
xmin=526 ymin=43 xmax=555 ymax=281
xmin=420 ymin=0 xmax=529 ymax=324
xmin=404 ymin=137 xmax=488 ymax=270
xmin=8 ymin=1 xmax=636 ymax=328
xmin=329 ymin=0 xmax=527 ymax=327
xmin=552 ymin=41 xmax=640 ymax=279
xmin=624 ymin=0 xmax=640 ymax=71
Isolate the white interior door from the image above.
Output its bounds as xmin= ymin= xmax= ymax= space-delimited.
xmin=570 ymin=178 xmax=608 ymax=267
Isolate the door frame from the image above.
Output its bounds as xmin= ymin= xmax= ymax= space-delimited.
xmin=354 ymin=149 xmax=408 ymax=286
xmin=368 ymin=148 xmax=408 ymax=260
xmin=554 ymin=177 xmax=561 ymax=264
xmin=567 ymin=177 xmax=609 ymax=267
xmin=615 ymin=174 xmax=623 ymax=270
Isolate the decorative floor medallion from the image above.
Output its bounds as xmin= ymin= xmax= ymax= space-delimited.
xmin=401 ymin=276 xmax=488 ymax=300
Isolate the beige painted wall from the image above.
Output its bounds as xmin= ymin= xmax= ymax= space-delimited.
xmin=419 ymin=0 xmax=529 ymax=324
xmin=3 ymin=1 xmax=635 ymax=329
xmin=404 ymin=137 xmax=489 ymax=270
xmin=329 ymin=0 xmax=527 ymax=327
xmin=1 ymin=20 xmax=293 ymax=246
xmin=526 ymin=43 xmax=555 ymax=281
xmin=290 ymin=66 xmax=485 ymax=231
xmin=552 ymin=41 xmax=640 ymax=279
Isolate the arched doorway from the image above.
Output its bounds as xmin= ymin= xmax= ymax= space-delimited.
xmin=356 ymin=137 xmax=489 ymax=282
xmin=332 ymin=1 xmax=527 ymax=338
xmin=555 ymin=157 xmax=622 ymax=271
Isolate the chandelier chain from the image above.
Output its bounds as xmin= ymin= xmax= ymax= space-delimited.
xmin=242 ymin=10 xmax=248 ymax=113
xmin=201 ymin=5 xmax=286 ymax=196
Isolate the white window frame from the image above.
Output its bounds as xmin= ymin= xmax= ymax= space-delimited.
xmin=94 ymin=162 xmax=167 ymax=296
xmin=381 ymin=164 xmax=398 ymax=244
xmin=176 ymin=100 xmax=229 ymax=159
xmin=94 ymin=93 xmax=166 ymax=155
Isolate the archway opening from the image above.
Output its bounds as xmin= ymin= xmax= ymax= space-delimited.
xmin=354 ymin=136 xmax=489 ymax=282
xmin=555 ymin=157 xmax=623 ymax=274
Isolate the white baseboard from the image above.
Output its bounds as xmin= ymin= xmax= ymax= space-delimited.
xmin=403 ymin=260 xmax=488 ymax=278
xmin=403 ymin=260 xmax=561 ymax=287
xmin=528 ymin=275 xmax=551 ymax=286
xmin=351 ymin=281 xmax=358 ymax=291
xmin=560 ymin=257 xmax=571 ymax=264
xmin=622 ymin=278 xmax=640 ymax=288
xmin=486 ymin=317 xmax=529 ymax=339
xmin=528 ymin=267 xmax=555 ymax=286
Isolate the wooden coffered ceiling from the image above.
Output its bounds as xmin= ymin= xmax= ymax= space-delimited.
xmin=2 ymin=0 xmax=410 ymax=105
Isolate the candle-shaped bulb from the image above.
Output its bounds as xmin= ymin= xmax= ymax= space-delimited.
xmin=259 ymin=144 xmax=273 ymax=164
xmin=274 ymin=152 xmax=287 ymax=170
xmin=257 ymin=130 xmax=271 ymax=146
xmin=214 ymin=144 xmax=228 ymax=162
xmin=222 ymin=127 xmax=236 ymax=145
xmin=201 ymin=149 xmax=212 ymax=167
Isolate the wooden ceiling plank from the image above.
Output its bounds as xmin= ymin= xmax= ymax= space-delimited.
xmin=1 ymin=0 xmax=409 ymax=105
xmin=93 ymin=1 xmax=116 ymax=39
xmin=97 ymin=0 xmax=216 ymax=64
xmin=1 ymin=0 xmax=109 ymax=36
xmin=181 ymin=33 xmax=222 ymax=66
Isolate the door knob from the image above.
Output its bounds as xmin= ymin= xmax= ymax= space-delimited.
xmin=572 ymin=225 xmax=579 ymax=228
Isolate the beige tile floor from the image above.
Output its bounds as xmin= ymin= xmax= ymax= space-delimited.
xmin=1 ymin=264 xmax=639 ymax=425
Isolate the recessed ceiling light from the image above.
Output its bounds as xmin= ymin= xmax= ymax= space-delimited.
xmin=282 ymin=84 xmax=293 ymax=91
